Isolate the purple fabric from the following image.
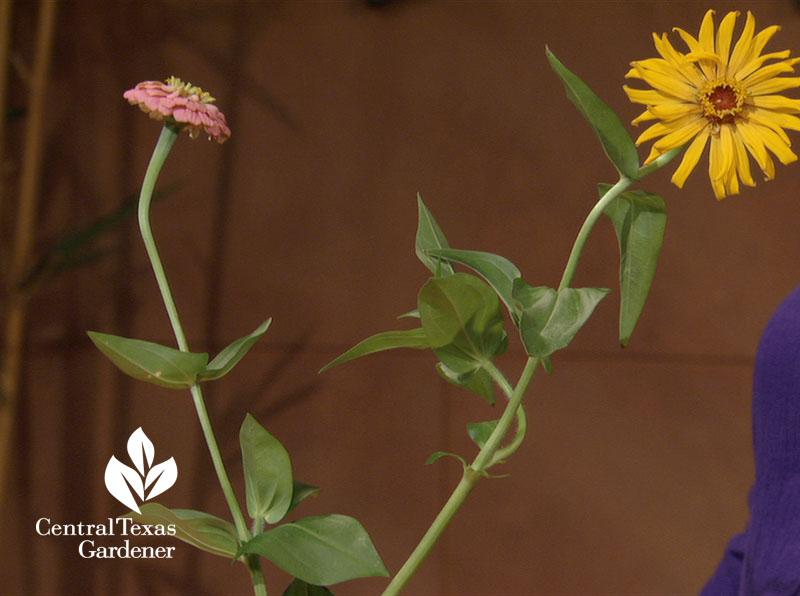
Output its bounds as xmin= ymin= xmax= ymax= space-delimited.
xmin=702 ymin=285 xmax=800 ymax=596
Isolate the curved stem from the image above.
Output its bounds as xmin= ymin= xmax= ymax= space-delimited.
xmin=137 ymin=126 xmax=188 ymax=350
xmin=382 ymin=356 xmax=539 ymax=596
xmin=557 ymin=175 xmax=633 ymax=292
xmin=483 ymin=360 xmax=527 ymax=464
xmin=137 ymin=126 xmax=258 ymax=589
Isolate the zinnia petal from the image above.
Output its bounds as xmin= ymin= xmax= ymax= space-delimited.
xmin=715 ymin=11 xmax=739 ymax=74
xmin=728 ymin=11 xmax=757 ymax=77
xmin=671 ymin=128 xmax=710 ymax=187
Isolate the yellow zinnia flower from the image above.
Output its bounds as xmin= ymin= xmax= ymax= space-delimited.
xmin=625 ymin=10 xmax=800 ymax=199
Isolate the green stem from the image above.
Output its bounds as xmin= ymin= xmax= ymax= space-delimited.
xmin=483 ymin=360 xmax=527 ymax=464
xmin=137 ymin=126 xmax=188 ymax=351
xmin=382 ymin=356 xmax=539 ymax=596
xmin=557 ymin=175 xmax=633 ymax=292
xmin=246 ymin=555 xmax=268 ymax=596
xmin=137 ymin=125 xmax=261 ymax=591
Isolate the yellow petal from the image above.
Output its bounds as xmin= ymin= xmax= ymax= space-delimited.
xmin=636 ymin=113 xmax=704 ymax=146
xmin=731 ymin=124 xmax=755 ymax=186
xmin=715 ymin=11 xmax=739 ymax=74
xmin=747 ymin=108 xmax=791 ymax=144
xmin=749 ymin=109 xmax=800 ymax=132
xmin=623 ymin=86 xmax=671 ymax=105
xmin=642 ymin=144 xmax=664 ymax=166
xmin=742 ymin=58 xmax=800 ymax=88
xmin=647 ymin=101 xmax=700 ymax=122
xmin=670 ymin=128 xmax=709 ymax=187
xmin=635 ymin=120 xmax=673 ymax=145
xmin=710 ymin=124 xmax=735 ymax=182
xmin=749 ymin=95 xmax=800 ymax=113
xmin=737 ymin=120 xmax=776 ymax=179
xmin=627 ymin=65 xmax=698 ymax=101
xmin=708 ymin=135 xmax=728 ymax=198
xmin=698 ymin=10 xmax=716 ymax=54
xmin=747 ymin=76 xmax=800 ymax=96
xmin=728 ymin=11 xmax=756 ymax=77
xmin=754 ymin=122 xmax=798 ymax=165
xmin=653 ymin=33 xmax=706 ymax=86
xmin=630 ymin=57 xmax=699 ymax=89
xmin=632 ymin=110 xmax=657 ymax=126
xmin=651 ymin=116 xmax=708 ymax=154
xmin=736 ymin=50 xmax=792 ymax=81
xmin=751 ymin=25 xmax=782 ymax=57
xmin=674 ymin=26 xmax=717 ymax=80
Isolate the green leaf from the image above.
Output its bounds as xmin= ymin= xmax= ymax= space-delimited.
xmin=425 ymin=451 xmax=467 ymax=467
xmin=419 ymin=273 xmax=508 ymax=402
xmin=319 ymin=328 xmax=429 ymax=373
xmin=436 ymin=362 xmax=496 ymax=405
xmin=546 ymin=46 xmax=640 ymax=180
xmin=288 ymin=481 xmax=321 ymax=515
xmin=240 ymin=514 xmax=389 ymax=585
xmin=121 ymin=503 xmax=239 ymax=559
xmin=425 ymin=248 xmax=521 ymax=317
xmin=513 ymin=280 xmax=610 ymax=357
xmin=467 ymin=420 xmax=499 ymax=449
xmin=240 ymin=414 xmax=294 ymax=524
xmin=416 ymin=194 xmax=455 ymax=277
xmin=419 ymin=273 xmax=507 ymax=355
xmin=87 ymin=332 xmax=208 ymax=389
xmin=283 ymin=579 xmax=335 ymax=596
xmin=600 ymin=184 xmax=667 ymax=346
xmin=199 ymin=318 xmax=272 ymax=381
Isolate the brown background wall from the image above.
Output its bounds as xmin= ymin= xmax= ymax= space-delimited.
xmin=3 ymin=1 xmax=800 ymax=594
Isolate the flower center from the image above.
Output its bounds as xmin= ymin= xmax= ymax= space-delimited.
xmin=165 ymin=76 xmax=216 ymax=104
xmin=699 ymin=78 xmax=746 ymax=125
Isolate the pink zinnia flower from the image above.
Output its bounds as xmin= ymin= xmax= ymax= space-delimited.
xmin=123 ymin=76 xmax=231 ymax=143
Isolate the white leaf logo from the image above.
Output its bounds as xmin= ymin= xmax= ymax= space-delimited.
xmin=105 ymin=427 xmax=178 ymax=513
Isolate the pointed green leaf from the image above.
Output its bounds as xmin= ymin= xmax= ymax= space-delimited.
xmin=240 ymin=414 xmax=294 ymax=524
xmin=199 ymin=318 xmax=272 ymax=381
xmin=425 ymin=248 xmax=521 ymax=317
xmin=419 ymin=273 xmax=507 ymax=355
xmin=288 ymin=481 xmax=321 ymax=515
xmin=240 ymin=514 xmax=389 ymax=585
xmin=283 ymin=579 xmax=335 ymax=596
xmin=513 ymin=280 xmax=610 ymax=357
xmin=546 ymin=47 xmax=640 ymax=180
xmin=601 ymin=184 xmax=667 ymax=346
xmin=425 ymin=451 xmax=467 ymax=467
xmin=436 ymin=362 xmax=495 ymax=405
xmin=416 ymin=194 xmax=455 ymax=277
xmin=467 ymin=420 xmax=499 ymax=449
xmin=121 ymin=503 xmax=239 ymax=558
xmin=319 ymin=328 xmax=429 ymax=373
xmin=87 ymin=332 xmax=208 ymax=389
xmin=419 ymin=273 xmax=508 ymax=401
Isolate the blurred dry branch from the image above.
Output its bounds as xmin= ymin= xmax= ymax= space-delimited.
xmin=0 ymin=0 xmax=58 ymax=531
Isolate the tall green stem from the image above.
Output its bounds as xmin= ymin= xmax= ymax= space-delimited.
xmin=382 ymin=356 xmax=539 ymax=596
xmin=137 ymin=126 xmax=265 ymax=595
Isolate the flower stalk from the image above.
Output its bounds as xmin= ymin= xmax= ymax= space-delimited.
xmin=136 ymin=125 xmax=264 ymax=594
